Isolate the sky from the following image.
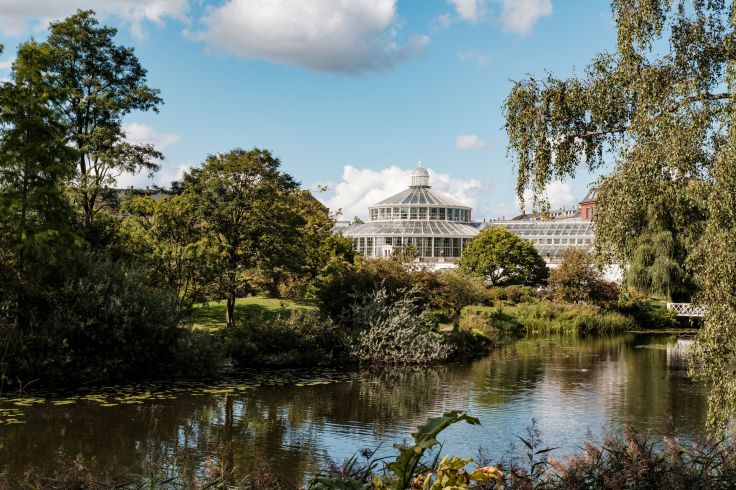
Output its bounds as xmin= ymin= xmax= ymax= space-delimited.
xmin=0 ymin=0 xmax=618 ymax=220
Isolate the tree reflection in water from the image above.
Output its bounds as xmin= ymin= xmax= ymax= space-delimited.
xmin=0 ymin=333 xmax=708 ymax=486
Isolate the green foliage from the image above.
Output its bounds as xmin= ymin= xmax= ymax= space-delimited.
xmin=468 ymin=301 xmax=637 ymax=335
xmin=349 ymin=289 xmax=450 ymax=364
xmin=315 ymin=257 xmax=427 ymax=324
xmin=170 ymin=329 xmax=226 ymax=378
xmin=615 ymin=290 xmax=678 ymax=328
xmin=548 ymin=248 xmax=608 ymax=303
xmin=375 ymin=410 xmax=481 ymax=490
xmin=121 ymin=193 xmax=220 ymax=319
xmin=430 ymin=271 xmax=488 ymax=326
xmin=225 ymin=309 xmax=346 ymax=368
xmin=502 ymin=0 xmax=736 ymax=428
xmin=0 ymin=40 xmax=81 ymax=331
xmin=38 ymin=10 xmax=162 ymax=234
xmin=2 ymin=254 xmax=180 ymax=386
xmin=180 ymin=148 xmax=301 ymax=327
xmin=459 ymin=227 xmax=548 ymax=287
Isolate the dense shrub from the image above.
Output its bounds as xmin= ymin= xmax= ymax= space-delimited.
xmin=615 ymin=293 xmax=678 ymax=328
xmin=225 ymin=309 xmax=346 ymax=367
xmin=314 ymin=257 xmax=421 ymax=323
xmin=170 ymin=329 xmax=226 ymax=377
xmin=3 ymin=255 xmax=181 ymax=387
xmin=349 ymin=289 xmax=451 ymax=364
xmin=430 ymin=271 xmax=489 ymax=325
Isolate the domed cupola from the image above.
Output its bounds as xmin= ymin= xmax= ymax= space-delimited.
xmin=411 ymin=165 xmax=430 ymax=187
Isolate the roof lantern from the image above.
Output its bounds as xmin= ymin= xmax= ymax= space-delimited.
xmin=410 ymin=164 xmax=430 ymax=188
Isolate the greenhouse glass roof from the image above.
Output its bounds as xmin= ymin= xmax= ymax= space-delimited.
xmin=343 ymin=221 xmax=479 ymax=237
xmin=489 ymin=220 xmax=594 ymax=237
xmin=373 ymin=187 xmax=469 ymax=207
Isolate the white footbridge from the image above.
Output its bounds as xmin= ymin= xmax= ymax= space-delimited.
xmin=666 ymin=303 xmax=707 ymax=317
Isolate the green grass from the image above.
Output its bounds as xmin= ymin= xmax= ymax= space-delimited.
xmin=188 ymin=296 xmax=316 ymax=332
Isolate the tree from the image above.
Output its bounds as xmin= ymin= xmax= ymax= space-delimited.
xmin=502 ymin=0 xmax=735 ymax=428
xmin=548 ymin=248 xmax=604 ymax=303
xmin=431 ymin=271 xmax=487 ymax=327
xmin=121 ymin=192 xmax=220 ymax=319
xmin=182 ymin=148 xmax=300 ymax=328
xmin=459 ymin=227 xmax=548 ymax=286
xmin=0 ymin=41 xmax=79 ymax=330
xmin=26 ymin=10 xmax=163 ymax=237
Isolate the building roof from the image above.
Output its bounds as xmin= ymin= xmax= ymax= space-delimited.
xmin=487 ymin=219 xmax=594 ymax=236
xmin=580 ymin=187 xmax=598 ymax=203
xmin=373 ymin=186 xmax=469 ymax=207
xmin=372 ymin=166 xmax=470 ymax=208
xmin=342 ymin=220 xmax=479 ymax=237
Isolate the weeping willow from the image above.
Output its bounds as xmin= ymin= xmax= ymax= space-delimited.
xmin=504 ymin=0 xmax=736 ymax=430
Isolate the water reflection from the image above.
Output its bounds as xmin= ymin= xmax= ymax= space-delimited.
xmin=0 ymin=332 xmax=707 ymax=485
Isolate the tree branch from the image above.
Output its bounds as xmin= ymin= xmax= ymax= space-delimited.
xmin=570 ymin=92 xmax=731 ymax=140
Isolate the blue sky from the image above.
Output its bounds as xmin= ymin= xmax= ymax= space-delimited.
xmin=0 ymin=0 xmax=617 ymax=219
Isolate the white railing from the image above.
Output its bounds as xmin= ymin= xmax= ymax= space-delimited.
xmin=666 ymin=303 xmax=707 ymax=317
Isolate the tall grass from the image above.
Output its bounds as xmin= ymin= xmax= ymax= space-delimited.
xmin=465 ymin=301 xmax=637 ymax=335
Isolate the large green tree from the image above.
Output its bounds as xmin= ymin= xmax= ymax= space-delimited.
xmin=503 ymin=0 xmax=736 ymax=428
xmin=121 ymin=192 xmax=220 ymax=319
xmin=182 ymin=148 xmax=301 ymax=327
xmin=24 ymin=10 xmax=163 ymax=238
xmin=459 ymin=227 xmax=548 ymax=286
xmin=0 ymin=42 xmax=78 ymax=330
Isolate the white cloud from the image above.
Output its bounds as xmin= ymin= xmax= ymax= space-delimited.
xmin=458 ymin=50 xmax=490 ymax=67
xmin=124 ymin=122 xmax=180 ymax=151
xmin=115 ymin=161 xmax=191 ymax=188
xmin=448 ymin=0 xmax=482 ymax=22
xmin=0 ymin=0 xmax=189 ymax=39
xmin=500 ymin=0 xmax=552 ymax=36
xmin=520 ymin=180 xmax=575 ymax=212
xmin=115 ymin=122 xmax=182 ymax=188
xmin=318 ymin=165 xmax=486 ymax=220
xmin=455 ymin=134 xmax=490 ymax=150
xmin=0 ymin=57 xmax=14 ymax=70
xmin=192 ymin=0 xmax=428 ymax=74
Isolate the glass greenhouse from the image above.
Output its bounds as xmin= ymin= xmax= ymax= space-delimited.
xmin=339 ymin=167 xmax=479 ymax=262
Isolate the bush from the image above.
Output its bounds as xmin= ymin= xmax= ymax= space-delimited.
xmin=615 ymin=291 xmax=678 ymax=328
xmin=3 ymin=254 xmax=180 ymax=387
xmin=170 ymin=329 xmax=226 ymax=377
xmin=314 ymin=257 xmax=422 ymax=323
xmin=225 ymin=309 xmax=346 ymax=368
xmin=349 ymin=289 xmax=451 ymax=364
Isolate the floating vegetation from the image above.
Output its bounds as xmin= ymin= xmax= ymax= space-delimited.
xmin=0 ymin=367 xmax=363 ymax=423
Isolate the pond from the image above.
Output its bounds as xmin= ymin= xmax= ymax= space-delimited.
xmin=0 ymin=331 xmax=706 ymax=487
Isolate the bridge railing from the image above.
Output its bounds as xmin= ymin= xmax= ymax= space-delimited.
xmin=666 ymin=303 xmax=707 ymax=317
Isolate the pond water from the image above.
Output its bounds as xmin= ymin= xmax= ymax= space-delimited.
xmin=0 ymin=332 xmax=706 ymax=486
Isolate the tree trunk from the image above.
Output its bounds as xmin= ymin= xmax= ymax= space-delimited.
xmin=226 ymin=294 xmax=236 ymax=328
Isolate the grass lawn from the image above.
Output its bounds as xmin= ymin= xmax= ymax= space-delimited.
xmin=188 ymin=296 xmax=316 ymax=332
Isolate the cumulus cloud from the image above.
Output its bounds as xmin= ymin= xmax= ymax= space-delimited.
xmin=520 ymin=180 xmax=575 ymax=212
xmin=448 ymin=0 xmax=483 ymax=22
xmin=192 ymin=0 xmax=428 ymax=74
xmin=115 ymin=122 xmax=182 ymax=188
xmin=455 ymin=134 xmax=490 ymax=150
xmin=440 ymin=0 xmax=551 ymax=35
xmin=318 ymin=165 xmax=486 ymax=220
xmin=500 ymin=0 xmax=552 ymax=36
xmin=458 ymin=51 xmax=490 ymax=67
xmin=115 ymin=161 xmax=192 ymax=188
xmin=124 ymin=122 xmax=181 ymax=151
xmin=0 ymin=0 xmax=189 ymax=39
